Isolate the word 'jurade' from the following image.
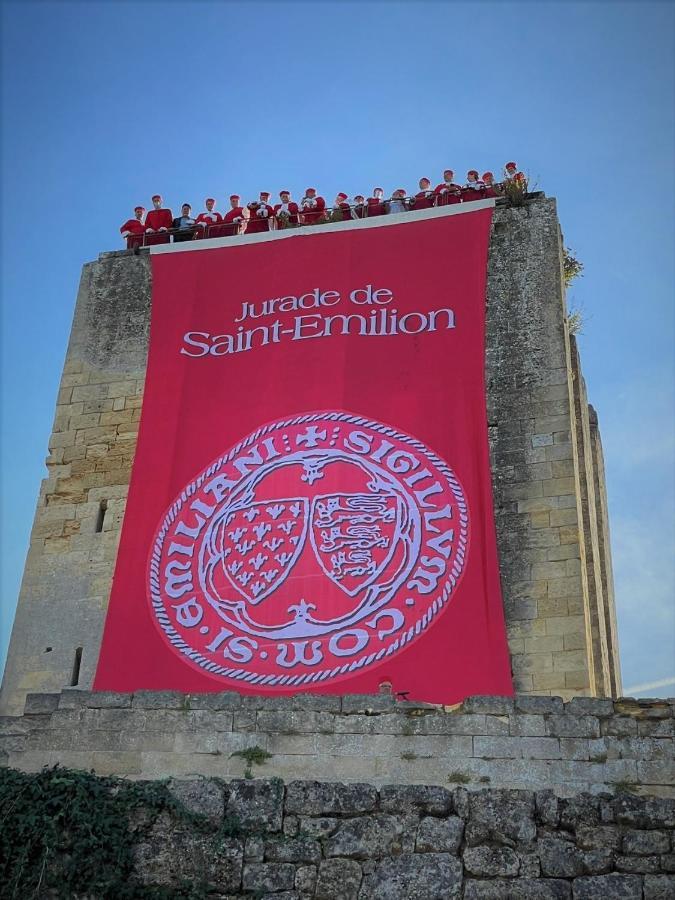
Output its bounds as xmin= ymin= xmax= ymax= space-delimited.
xmin=180 ymin=284 xmax=456 ymax=358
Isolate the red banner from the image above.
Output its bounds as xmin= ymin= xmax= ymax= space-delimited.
xmin=94 ymin=203 xmax=512 ymax=704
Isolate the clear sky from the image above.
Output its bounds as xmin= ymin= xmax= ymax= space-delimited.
xmin=1 ymin=0 xmax=673 ymax=697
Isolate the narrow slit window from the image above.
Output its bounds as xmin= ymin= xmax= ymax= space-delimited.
xmin=70 ymin=647 xmax=83 ymax=686
xmin=95 ymin=499 xmax=108 ymax=533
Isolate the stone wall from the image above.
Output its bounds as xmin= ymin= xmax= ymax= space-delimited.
xmin=0 ymin=198 xmax=621 ymax=715
xmin=2 ymin=692 xmax=672 ymax=797
xmin=4 ymin=770 xmax=675 ymax=899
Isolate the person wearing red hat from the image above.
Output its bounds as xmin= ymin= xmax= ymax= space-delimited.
xmin=504 ymin=161 xmax=525 ymax=185
xmin=482 ymin=172 xmax=499 ymax=199
xmin=195 ymin=198 xmax=222 ymax=238
xmin=300 ymin=188 xmax=327 ymax=226
xmin=352 ymin=195 xmax=367 ymax=219
xmin=387 ymin=189 xmax=409 ymax=215
xmin=411 ymin=177 xmax=436 ymax=210
xmin=120 ymin=206 xmax=146 ymax=249
xmin=246 ymin=192 xmax=275 ymax=234
xmin=334 ymin=192 xmax=354 ymax=222
xmin=274 ymin=191 xmax=300 ymax=228
xmin=462 ymin=170 xmax=486 ymax=203
xmin=434 ymin=171 xmax=462 ymax=206
xmin=366 ymin=187 xmax=386 ymax=217
xmin=220 ymin=194 xmax=246 ymax=237
xmin=144 ymin=195 xmax=173 ymax=245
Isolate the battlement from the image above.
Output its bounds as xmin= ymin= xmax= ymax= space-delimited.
xmin=0 ymin=196 xmax=621 ymax=715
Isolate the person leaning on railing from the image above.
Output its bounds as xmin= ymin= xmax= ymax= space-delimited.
xmin=120 ymin=206 xmax=146 ymax=249
xmin=434 ymin=170 xmax=462 ymax=206
xmin=300 ymin=188 xmax=327 ymax=225
xmin=411 ymin=177 xmax=435 ymax=210
xmin=172 ymin=204 xmax=197 ymax=242
xmin=144 ymin=195 xmax=173 ymax=245
xmin=462 ymin=170 xmax=486 ymax=202
xmin=195 ymin=198 xmax=222 ymax=239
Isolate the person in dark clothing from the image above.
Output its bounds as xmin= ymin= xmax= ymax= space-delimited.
xmin=172 ymin=204 xmax=197 ymax=242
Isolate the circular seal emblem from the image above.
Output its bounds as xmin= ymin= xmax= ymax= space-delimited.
xmin=149 ymin=412 xmax=469 ymax=688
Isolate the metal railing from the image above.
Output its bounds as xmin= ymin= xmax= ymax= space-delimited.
xmin=123 ymin=186 xmax=528 ymax=249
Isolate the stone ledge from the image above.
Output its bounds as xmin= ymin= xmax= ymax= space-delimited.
xmin=3 ymin=693 xmax=673 ymax=795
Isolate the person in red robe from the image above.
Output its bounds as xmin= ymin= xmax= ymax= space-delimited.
xmin=352 ymin=195 xmax=367 ymax=219
xmin=411 ymin=177 xmax=436 ymax=210
xmin=503 ymin=161 xmax=525 ymax=186
xmin=246 ymin=192 xmax=274 ymax=234
xmin=434 ymin=170 xmax=462 ymax=206
xmin=220 ymin=194 xmax=245 ymax=237
xmin=462 ymin=170 xmax=486 ymax=202
xmin=334 ymin=192 xmax=354 ymax=222
xmin=195 ymin=198 xmax=222 ymax=239
xmin=300 ymin=188 xmax=327 ymax=225
xmin=274 ymin=190 xmax=299 ymax=228
xmin=482 ymin=172 xmax=499 ymax=199
xmin=367 ymin=187 xmax=386 ymax=217
xmin=120 ymin=206 xmax=146 ymax=249
xmin=144 ymin=194 xmax=173 ymax=245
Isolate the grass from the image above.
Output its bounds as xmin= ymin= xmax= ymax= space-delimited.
xmin=447 ymin=771 xmax=471 ymax=785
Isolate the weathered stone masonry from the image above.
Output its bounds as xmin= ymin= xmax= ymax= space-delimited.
xmin=4 ymin=772 xmax=675 ymax=898
xmin=2 ymin=692 xmax=673 ymax=798
xmin=0 ymin=198 xmax=621 ymax=715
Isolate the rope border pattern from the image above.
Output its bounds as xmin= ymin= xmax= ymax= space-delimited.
xmin=148 ymin=412 xmax=469 ymax=686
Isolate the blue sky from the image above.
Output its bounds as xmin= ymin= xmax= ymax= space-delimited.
xmin=1 ymin=0 xmax=673 ymax=696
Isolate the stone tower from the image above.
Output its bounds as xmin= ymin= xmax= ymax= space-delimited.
xmin=0 ymin=197 xmax=621 ymax=716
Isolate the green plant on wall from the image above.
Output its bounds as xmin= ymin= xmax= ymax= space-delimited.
xmin=230 ymin=745 xmax=273 ymax=779
xmin=0 ymin=765 xmax=241 ymax=899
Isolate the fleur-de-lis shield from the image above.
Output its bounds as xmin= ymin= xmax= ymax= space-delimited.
xmin=220 ymin=498 xmax=309 ymax=604
xmin=309 ymin=492 xmax=401 ymax=597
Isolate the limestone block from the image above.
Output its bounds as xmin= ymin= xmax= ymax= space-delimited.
xmin=358 ymin=852 xmax=462 ymax=900
xmin=286 ymin=781 xmax=378 ymax=816
xmin=226 ymin=778 xmax=284 ymax=832
xmin=264 ymin=836 xmax=321 ymax=865
xmin=571 ymin=874 xmax=643 ymax=899
xmin=464 ymin=846 xmax=520 ymax=878
xmin=415 ymin=816 xmax=464 ymax=853
xmin=243 ymin=862 xmax=296 ymax=893
xmin=316 ymin=858 xmax=363 ymax=900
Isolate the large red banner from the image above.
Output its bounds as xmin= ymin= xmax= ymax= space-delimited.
xmin=94 ymin=203 xmax=512 ymax=704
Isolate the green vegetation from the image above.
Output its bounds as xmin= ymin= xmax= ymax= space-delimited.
xmin=0 ymin=765 xmax=241 ymax=900
xmin=446 ymin=771 xmax=471 ymax=784
xmin=230 ymin=745 xmax=273 ymax=779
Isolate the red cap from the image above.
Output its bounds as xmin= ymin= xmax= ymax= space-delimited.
xmin=467 ymin=170 xmax=479 ymax=178
xmin=337 ymin=192 xmax=348 ymax=201
xmin=443 ymin=170 xmax=454 ymax=177
xmin=482 ymin=172 xmax=493 ymax=180
xmin=279 ymin=190 xmax=290 ymax=196
xmin=396 ymin=189 xmax=406 ymax=195
xmin=354 ymin=195 xmax=364 ymax=201
xmin=230 ymin=194 xmax=240 ymax=200
xmin=305 ymin=187 xmax=316 ymax=194
xmin=206 ymin=197 xmax=215 ymax=204
xmin=134 ymin=206 xmax=145 ymax=212
xmin=505 ymin=161 xmax=517 ymax=170
xmin=151 ymin=194 xmax=162 ymax=201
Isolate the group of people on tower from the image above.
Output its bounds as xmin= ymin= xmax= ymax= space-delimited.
xmin=119 ymin=162 xmax=526 ymax=248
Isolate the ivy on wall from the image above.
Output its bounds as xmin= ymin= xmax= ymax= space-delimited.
xmin=0 ymin=766 xmax=240 ymax=900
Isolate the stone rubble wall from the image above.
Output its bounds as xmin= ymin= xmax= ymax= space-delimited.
xmin=7 ymin=772 xmax=675 ymax=899
xmin=2 ymin=693 xmax=672 ymax=797
xmin=0 ymin=197 xmax=621 ymax=715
